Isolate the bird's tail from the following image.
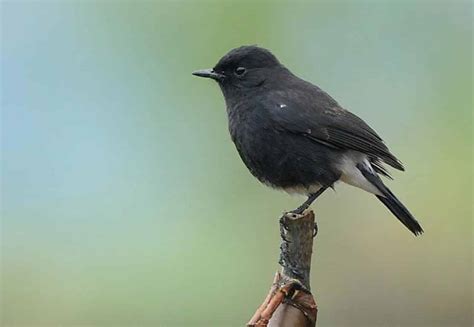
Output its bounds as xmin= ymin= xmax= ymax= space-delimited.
xmin=358 ymin=164 xmax=423 ymax=236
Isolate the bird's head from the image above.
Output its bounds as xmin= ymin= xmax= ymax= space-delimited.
xmin=193 ymin=46 xmax=283 ymax=93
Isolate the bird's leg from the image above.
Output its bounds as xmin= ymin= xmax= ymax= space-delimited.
xmin=289 ymin=186 xmax=328 ymax=215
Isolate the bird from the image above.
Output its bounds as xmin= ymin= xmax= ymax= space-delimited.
xmin=192 ymin=45 xmax=423 ymax=236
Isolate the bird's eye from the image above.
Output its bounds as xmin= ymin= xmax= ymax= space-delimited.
xmin=234 ymin=67 xmax=246 ymax=76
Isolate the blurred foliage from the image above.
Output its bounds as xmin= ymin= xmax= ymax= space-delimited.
xmin=1 ymin=1 xmax=472 ymax=326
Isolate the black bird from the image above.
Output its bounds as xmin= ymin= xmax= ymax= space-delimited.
xmin=193 ymin=45 xmax=423 ymax=236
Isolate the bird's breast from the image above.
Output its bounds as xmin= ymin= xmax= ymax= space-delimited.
xmin=226 ymin=102 xmax=340 ymax=192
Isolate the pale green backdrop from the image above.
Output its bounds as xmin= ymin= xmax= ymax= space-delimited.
xmin=1 ymin=1 xmax=472 ymax=326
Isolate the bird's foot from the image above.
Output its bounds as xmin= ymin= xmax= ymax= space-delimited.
xmin=282 ymin=210 xmax=318 ymax=237
xmin=288 ymin=206 xmax=307 ymax=216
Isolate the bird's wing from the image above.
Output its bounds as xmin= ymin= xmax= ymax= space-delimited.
xmin=265 ymin=88 xmax=404 ymax=171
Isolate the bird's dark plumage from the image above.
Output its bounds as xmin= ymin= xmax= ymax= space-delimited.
xmin=193 ymin=45 xmax=423 ymax=235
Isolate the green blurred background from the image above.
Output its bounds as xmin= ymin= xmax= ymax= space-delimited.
xmin=1 ymin=1 xmax=472 ymax=326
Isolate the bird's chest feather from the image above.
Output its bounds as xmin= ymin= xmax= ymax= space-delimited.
xmin=228 ymin=102 xmax=278 ymax=161
xmin=226 ymin=101 xmax=305 ymax=186
xmin=225 ymin=97 xmax=341 ymax=189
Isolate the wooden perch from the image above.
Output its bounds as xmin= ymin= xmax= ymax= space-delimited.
xmin=247 ymin=211 xmax=318 ymax=327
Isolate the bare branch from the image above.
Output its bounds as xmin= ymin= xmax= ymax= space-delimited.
xmin=248 ymin=211 xmax=318 ymax=327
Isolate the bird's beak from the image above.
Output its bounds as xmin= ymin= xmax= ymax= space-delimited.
xmin=192 ymin=68 xmax=224 ymax=81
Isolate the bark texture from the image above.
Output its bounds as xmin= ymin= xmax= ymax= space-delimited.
xmin=247 ymin=211 xmax=318 ymax=327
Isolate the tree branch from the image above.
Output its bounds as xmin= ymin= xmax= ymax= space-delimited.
xmin=247 ymin=211 xmax=318 ymax=327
